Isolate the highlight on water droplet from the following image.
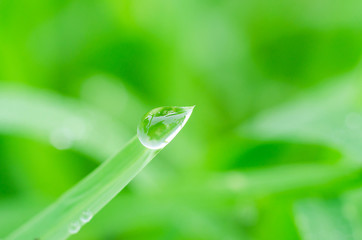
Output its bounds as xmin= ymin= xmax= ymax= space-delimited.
xmin=80 ymin=210 xmax=93 ymax=224
xmin=137 ymin=106 xmax=195 ymax=149
xmin=68 ymin=221 xmax=81 ymax=234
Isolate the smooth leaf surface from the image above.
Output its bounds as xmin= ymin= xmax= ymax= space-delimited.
xmin=6 ymin=137 xmax=159 ymax=240
xmin=241 ymin=74 xmax=362 ymax=161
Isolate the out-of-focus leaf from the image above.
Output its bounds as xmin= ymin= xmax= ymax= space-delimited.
xmin=0 ymin=83 xmax=130 ymax=160
xmin=342 ymin=188 xmax=362 ymax=240
xmin=240 ymin=73 xmax=362 ymax=161
xmin=294 ymin=198 xmax=355 ymax=240
xmin=214 ymin=163 xmax=360 ymax=197
xmin=0 ymin=199 xmax=46 ymax=237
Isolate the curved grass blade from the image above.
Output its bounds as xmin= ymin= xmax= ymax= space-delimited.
xmin=6 ymin=106 xmax=194 ymax=240
xmin=0 ymin=83 xmax=131 ymax=160
xmin=240 ymin=75 xmax=362 ymax=161
xmin=294 ymin=198 xmax=355 ymax=240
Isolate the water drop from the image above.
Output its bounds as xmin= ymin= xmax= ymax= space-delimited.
xmin=68 ymin=221 xmax=81 ymax=234
xmin=137 ymin=106 xmax=194 ymax=149
xmin=80 ymin=210 xmax=93 ymax=224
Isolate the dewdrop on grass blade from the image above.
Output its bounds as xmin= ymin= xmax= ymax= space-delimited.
xmin=68 ymin=221 xmax=81 ymax=235
xmin=80 ymin=211 xmax=93 ymax=224
xmin=137 ymin=106 xmax=194 ymax=149
xmin=6 ymin=106 xmax=194 ymax=240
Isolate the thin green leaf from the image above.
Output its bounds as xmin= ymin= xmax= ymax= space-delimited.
xmin=6 ymin=137 xmax=159 ymax=240
xmin=342 ymin=188 xmax=362 ymax=240
xmin=240 ymin=75 xmax=362 ymax=160
xmin=0 ymin=83 xmax=131 ymax=160
xmin=294 ymin=198 xmax=355 ymax=240
xmin=6 ymin=106 xmax=194 ymax=240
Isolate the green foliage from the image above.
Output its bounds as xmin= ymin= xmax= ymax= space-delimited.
xmin=6 ymin=137 xmax=160 ymax=239
xmin=0 ymin=0 xmax=362 ymax=239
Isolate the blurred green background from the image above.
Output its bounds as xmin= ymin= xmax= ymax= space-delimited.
xmin=1 ymin=0 xmax=362 ymax=239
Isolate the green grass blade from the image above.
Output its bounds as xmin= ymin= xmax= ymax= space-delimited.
xmin=6 ymin=137 xmax=159 ymax=240
xmin=342 ymin=188 xmax=362 ymax=240
xmin=240 ymin=76 xmax=362 ymax=160
xmin=6 ymin=106 xmax=194 ymax=240
xmin=294 ymin=198 xmax=355 ymax=240
xmin=0 ymin=83 xmax=131 ymax=160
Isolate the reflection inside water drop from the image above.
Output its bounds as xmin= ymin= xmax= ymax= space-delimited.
xmin=80 ymin=210 xmax=93 ymax=223
xmin=137 ymin=106 xmax=194 ymax=149
xmin=68 ymin=211 xmax=93 ymax=235
xmin=68 ymin=221 xmax=81 ymax=234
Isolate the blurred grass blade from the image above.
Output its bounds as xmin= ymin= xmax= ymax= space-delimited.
xmin=0 ymin=83 xmax=131 ymax=160
xmin=294 ymin=198 xmax=355 ymax=240
xmin=342 ymin=188 xmax=362 ymax=240
xmin=240 ymin=76 xmax=362 ymax=160
xmin=6 ymin=137 xmax=159 ymax=240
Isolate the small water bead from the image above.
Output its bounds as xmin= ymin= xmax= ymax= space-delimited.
xmin=80 ymin=210 xmax=93 ymax=223
xmin=137 ymin=106 xmax=194 ymax=149
xmin=68 ymin=221 xmax=81 ymax=234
